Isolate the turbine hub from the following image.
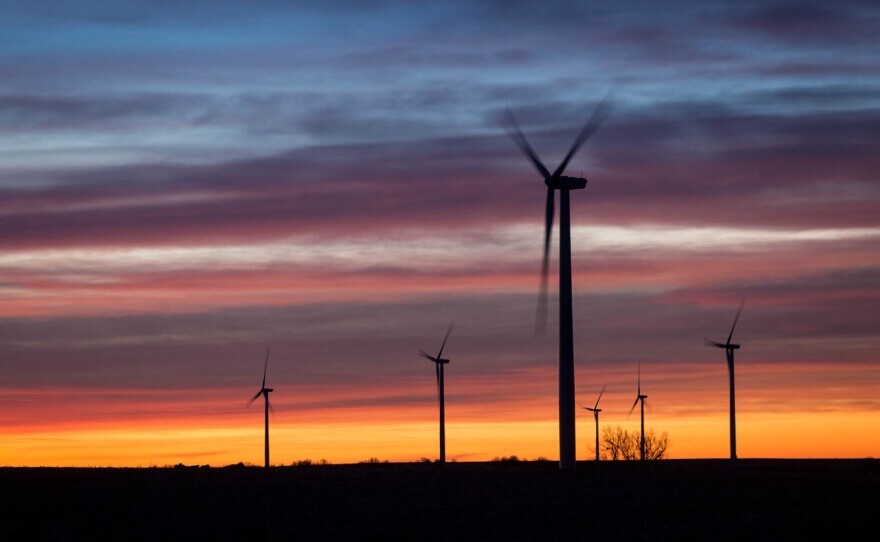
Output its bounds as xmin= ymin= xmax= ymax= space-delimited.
xmin=545 ymin=175 xmax=588 ymax=190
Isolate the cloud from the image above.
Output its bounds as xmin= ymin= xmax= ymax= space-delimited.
xmin=724 ymin=2 xmax=878 ymax=43
xmin=3 ymin=267 xmax=877 ymax=392
xmin=2 ymin=90 xmax=877 ymax=250
xmin=745 ymin=85 xmax=880 ymax=110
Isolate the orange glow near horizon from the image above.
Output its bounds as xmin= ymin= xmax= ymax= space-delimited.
xmin=1 ymin=363 xmax=877 ymax=467
xmin=2 ymin=410 xmax=878 ymax=467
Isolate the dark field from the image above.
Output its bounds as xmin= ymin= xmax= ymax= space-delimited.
xmin=1 ymin=459 xmax=876 ymax=541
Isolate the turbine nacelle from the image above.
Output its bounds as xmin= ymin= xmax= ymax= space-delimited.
xmin=582 ymin=384 xmax=606 ymax=414
xmin=249 ymin=387 xmax=274 ymax=406
xmin=629 ymin=394 xmax=648 ymax=416
xmin=705 ymin=302 xmax=744 ymax=353
xmin=422 ymin=356 xmax=450 ymax=365
xmin=545 ymin=175 xmax=588 ymax=190
xmin=705 ymin=339 xmax=741 ymax=350
xmin=419 ymin=350 xmax=450 ymax=364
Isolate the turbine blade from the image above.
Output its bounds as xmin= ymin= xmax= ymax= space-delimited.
xmin=504 ymin=107 xmax=551 ymax=179
xmin=419 ymin=348 xmax=437 ymax=362
xmin=436 ymin=322 xmax=453 ymax=360
xmin=267 ymin=395 xmax=275 ymax=415
xmin=262 ymin=347 xmax=270 ymax=389
xmin=726 ymin=301 xmax=744 ymax=346
xmin=535 ymin=284 xmax=549 ymax=336
xmin=629 ymin=397 xmax=639 ymax=416
xmin=535 ymin=185 xmax=554 ymax=336
xmin=705 ymin=338 xmax=726 ymax=348
xmin=550 ymin=91 xmax=614 ymax=180
xmin=248 ymin=390 xmax=262 ymax=406
xmin=543 ymin=186 xmax=554 ymax=263
xmin=594 ymin=384 xmax=606 ymax=409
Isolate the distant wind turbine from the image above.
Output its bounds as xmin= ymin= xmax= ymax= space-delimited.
xmin=505 ymin=93 xmax=613 ymax=470
xmin=705 ymin=302 xmax=744 ymax=460
xmin=628 ymin=363 xmax=648 ymax=461
xmin=580 ymin=384 xmax=606 ymax=461
xmin=418 ymin=323 xmax=453 ymax=464
xmin=247 ymin=347 xmax=274 ymax=468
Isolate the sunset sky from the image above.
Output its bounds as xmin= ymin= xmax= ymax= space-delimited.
xmin=1 ymin=0 xmax=879 ymax=466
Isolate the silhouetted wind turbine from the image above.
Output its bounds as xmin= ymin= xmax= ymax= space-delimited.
xmin=580 ymin=384 xmax=606 ymax=461
xmin=247 ymin=347 xmax=274 ymax=468
xmin=419 ymin=323 xmax=453 ymax=464
xmin=705 ymin=302 xmax=744 ymax=460
xmin=629 ymin=363 xmax=648 ymax=461
xmin=505 ymin=93 xmax=613 ymax=470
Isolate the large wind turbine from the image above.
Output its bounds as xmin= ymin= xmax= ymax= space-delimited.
xmin=247 ymin=347 xmax=274 ymax=468
xmin=580 ymin=384 xmax=606 ymax=461
xmin=505 ymin=94 xmax=613 ymax=469
xmin=418 ymin=323 xmax=453 ymax=464
xmin=705 ymin=302 xmax=744 ymax=460
xmin=629 ymin=363 xmax=648 ymax=461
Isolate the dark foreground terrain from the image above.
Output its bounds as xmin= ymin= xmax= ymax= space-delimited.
xmin=1 ymin=459 xmax=876 ymax=541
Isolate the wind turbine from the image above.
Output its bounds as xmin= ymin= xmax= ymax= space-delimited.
xmin=705 ymin=302 xmax=744 ymax=460
xmin=629 ymin=363 xmax=648 ymax=461
xmin=247 ymin=347 xmax=274 ymax=468
xmin=505 ymin=93 xmax=613 ymax=470
xmin=418 ymin=323 xmax=453 ymax=464
xmin=580 ymin=384 xmax=606 ymax=461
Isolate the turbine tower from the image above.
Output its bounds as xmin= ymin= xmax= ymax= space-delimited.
xmin=247 ymin=347 xmax=274 ymax=468
xmin=629 ymin=363 xmax=648 ymax=461
xmin=418 ymin=323 xmax=453 ymax=464
xmin=705 ymin=302 xmax=744 ymax=460
xmin=505 ymin=94 xmax=613 ymax=469
xmin=580 ymin=384 xmax=606 ymax=461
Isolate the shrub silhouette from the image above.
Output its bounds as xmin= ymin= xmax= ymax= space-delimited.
xmin=359 ymin=457 xmax=388 ymax=464
xmin=491 ymin=455 xmax=521 ymax=463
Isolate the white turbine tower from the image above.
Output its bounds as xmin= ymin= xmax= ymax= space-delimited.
xmin=705 ymin=302 xmax=744 ymax=460
xmin=418 ymin=323 xmax=453 ymax=464
xmin=247 ymin=347 xmax=274 ymax=468
xmin=505 ymin=93 xmax=613 ymax=469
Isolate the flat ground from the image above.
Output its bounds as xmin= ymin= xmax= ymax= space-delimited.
xmin=1 ymin=459 xmax=876 ymax=541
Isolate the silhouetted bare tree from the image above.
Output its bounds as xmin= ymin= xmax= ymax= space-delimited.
xmin=599 ymin=426 xmax=669 ymax=460
xmin=600 ymin=426 xmax=635 ymax=460
xmin=642 ymin=429 xmax=669 ymax=460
